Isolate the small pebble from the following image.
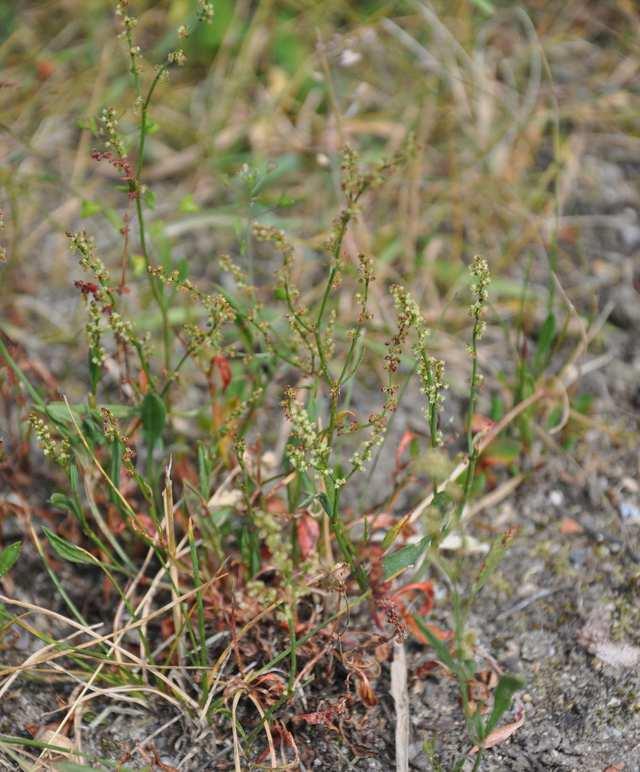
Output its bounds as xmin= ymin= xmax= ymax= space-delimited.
xmin=550 ymin=490 xmax=564 ymax=507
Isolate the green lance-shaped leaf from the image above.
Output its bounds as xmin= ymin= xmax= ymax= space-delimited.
xmin=141 ymin=391 xmax=166 ymax=449
xmin=0 ymin=542 xmax=22 ymax=577
xmin=532 ymin=312 xmax=556 ymax=375
xmin=470 ymin=528 xmax=515 ymax=599
xmin=43 ymin=527 xmax=100 ymax=566
xmin=383 ymin=536 xmax=431 ymax=580
xmin=482 ymin=673 xmax=525 ymax=740
xmin=412 ymin=614 xmax=457 ymax=672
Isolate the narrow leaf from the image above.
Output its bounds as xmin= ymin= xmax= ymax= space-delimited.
xmin=413 ymin=615 xmax=457 ymax=672
xmin=0 ymin=542 xmax=21 ymax=577
xmin=533 ymin=312 xmax=556 ymax=374
xmin=470 ymin=527 xmax=515 ymax=598
xmin=470 ymin=0 xmax=494 ymax=13
xmin=383 ymin=536 xmax=430 ymax=580
xmin=197 ymin=442 xmax=210 ymax=499
xmin=43 ymin=527 xmax=100 ymax=566
xmin=482 ymin=673 xmax=525 ymax=739
xmin=318 ymin=493 xmax=333 ymax=517
xmin=141 ymin=391 xmax=166 ymax=447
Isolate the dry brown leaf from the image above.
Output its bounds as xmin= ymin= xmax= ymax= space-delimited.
xmin=297 ymin=512 xmax=320 ymax=559
xmin=469 ymin=707 xmax=525 ymax=754
xmin=356 ymin=672 xmax=378 ymax=707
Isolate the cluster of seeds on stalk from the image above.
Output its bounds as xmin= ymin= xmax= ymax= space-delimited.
xmin=469 ymin=255 xmax=490 ymax=347
xmin=149 ymin=266 xmax=235 ymax=352
xmin=167 ymin=49 xmax=187 ymax=67
xmin=282 ymin=388 xmax=328 ymax=474
xmin=29 ymin=415 xmax=70 ymax=467
xmin=0 ymin=209 xmax=6 ymax=263
xmin=101 ymin=408 xmax=137 ymax=472
xmin=115 ymin=1 xmax=137 ymax=35
xmin=387 ymin=284 xmax=421 ymax=374
xmin=98 ymin=107 xmax=126 ymax=158
xmin=68 ymin=232 xmax=109 ymax=285
xmin=349 ymin=412 xmax=387 ymax=474
xmin=68 ymin=231 xmax=149 ymax=366
xmin=196 ymin=0 xmax=215 ymax=23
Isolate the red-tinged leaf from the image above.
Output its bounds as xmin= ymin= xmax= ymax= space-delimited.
xmin=471 ymin=414 xmax=495 ymax=433
xmin=265 ymin=495 xmax=288 ymax=515
xmin=370 ymin=512 xmax=395 ymax=531
xmin=395 ymin=430 xmax=416 ymax=471
xmin=356 ymin=673 xmax=378 ymax=706
xmin=212 ymin=355 xmax=232 ymax=392
xmin=138 ymin=368 xmax=149 ymax=394
xmin=392 ymin=581 xmax=435 ymax=616
xmin=297 ymin=512 xmax=320 ymax=559
xmin=294 ymin=698 xmax=348 ymax=727
xmin=374 ymin=642 xmax=392 ymax=663
xmin=481 ymin=437 xmax=522 ymax=467
xmin=470 ymin=706 xmax=524 ymax=754
xmin=415 ymin=660 xmax=440 ymax=678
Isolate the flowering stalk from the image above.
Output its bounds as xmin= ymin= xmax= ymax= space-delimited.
xmin=462 ymin=255 xmax=491 ymax=511
xmin=68 ymin=231 xmax=153 ymax=393
xmin=116 ymin=0 xmax=214 ymax=373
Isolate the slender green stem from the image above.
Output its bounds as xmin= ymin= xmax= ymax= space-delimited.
xmin=188 ymin=525 xmax=209 ymax=704
xmin=286 ymin=599 xmax=297 ymax=697
xmin=466 ymin=327 xmax=480 ymax=456
xmin=130 ymin=62 xmax=171 ymax=372
xmin=325 ymin=483 xmax=368 ymax=591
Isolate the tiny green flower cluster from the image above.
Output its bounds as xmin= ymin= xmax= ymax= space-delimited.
xmin=69 ymin=231 xmax=153 ymax=373
xmin=86 ymin=302 xmax=106 ymax=367
xmin=340 ymin=140 xmax=415 ymax=202
xmin=167 ymin=49 xmax=187 ymax=67
xmin=197 ymin=0 xmax=215 ymax=23
xmin=282 ymin=388 xmax=328 ymax=474
xmin=419 ymin=355 xmax=447 ymax=446
xmin=217 ymin=386 xmax=264 ymax=439
xmin=388 ymin=284 xmax=422 ymax=373
xmin=219 ymin=254 xmax=252 ymax=293
xmin=254 ymin=508 xmax=292 ymax=577
xmin=108 ymin=310 xmax=135 ymax=347
xmin=253 ymin=223 xmax=295 ymax=274
xmin=389 ymin=284 xmax=447 ymax=445
xmin=101 ymin=408 xmax=137 ymax=474
xmin=148 ymin=266 xmax=235 ymax=352
xmin=0 ymin=208 xmax=6 ymax=263
xmin=99 ymin=107 xmax=126 ymax=157
xmin=465 ymin=256 xmax=491 ymax=451
xmin=115 ymin=1 xmax=137 ymax=34
xmin=29 ymin=415 xmax=70 ymax=466
xmin=469 ymin=255 xmax=490 ymax=345
xmin=67 ymin=232 xmax=110 ymax=285
xmin=357 ymin=251 xmax=374 ymax=285
xmin=349 ymin=411 xmax=387 ymax=473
